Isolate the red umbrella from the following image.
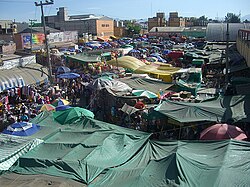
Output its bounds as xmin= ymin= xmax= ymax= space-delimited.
xmin=200 ymin=124 xmax=247 ymax=141
xmin=134 ymin=101 xmax=145 ymax=109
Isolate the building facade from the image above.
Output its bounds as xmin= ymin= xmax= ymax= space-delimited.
xmin=14 ymin=27 xmax=78 ymax=50
xmin=168 ymin=12 xmax=186 ymax=27
xmin=148 ymin=13 xmax=166 ymax=31
xmin=45 ymin=7 xmax=114 ymax=38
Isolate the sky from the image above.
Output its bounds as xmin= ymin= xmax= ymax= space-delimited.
xmin=0 ymin=0 xmax=249 ymax=22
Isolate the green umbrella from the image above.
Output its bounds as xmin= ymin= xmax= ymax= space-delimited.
xmin=132 ymin=89 xmax=158 ymax=99
xmin=53 ymin=107 xmax=94 ymax=125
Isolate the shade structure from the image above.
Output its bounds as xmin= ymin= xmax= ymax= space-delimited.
xmin=55 ymin=105 xmax=72 ymax=111
xmin=56 ymin=66 xmax=71 ymax=74
xmin=2 ymin=122 xmax=40 ymax=136
xmin=200 ymin=123 xmax=248 ymax=140
xmin=51 ymin=98 xmax=70 ymax=107
xmin=53 ymin=107 xmax=94 ymax=125
xmin=57 ymin=72 xmax=80 ymax=79
xmin=132 ymin=89 xmax=158 ymax=99
xmin=39 ymin=104 xmax=55 ymax=112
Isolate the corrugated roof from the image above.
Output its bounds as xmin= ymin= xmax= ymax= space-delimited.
xmin=149 ymin=27 xmax=185 ymax=33
xmin=19 ymin=27 xmax=60 ymax=34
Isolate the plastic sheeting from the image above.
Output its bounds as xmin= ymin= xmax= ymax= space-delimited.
xmin=155 ymin=99 xmax=225 ymax=123
xmin=91 ymin=140 xmax=250 ymax=187
xmin=0 ymin=134 xmax=43 ymax=171
xmin=2 ymin=110 xmax=250 ymax=186
xmin=119 ymin=77 xmax=173 ymax=93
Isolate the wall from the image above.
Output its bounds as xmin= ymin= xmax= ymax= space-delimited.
xmin=15 ymin=31 xmax=78 ymax=50
xmin=96 ymin=19 xmax=114 ymax=37
xmin=0 ymin=42 xmax=16 ymax=54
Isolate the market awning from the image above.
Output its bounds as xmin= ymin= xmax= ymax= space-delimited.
xmin=66 ymin=54 xmax=101 ymax=63
xmin=0 ymin=63 xmax=48 ymax=92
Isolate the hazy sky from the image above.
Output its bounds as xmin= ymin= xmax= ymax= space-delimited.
xmin=0 ymin=0 xmax=249 ymax=22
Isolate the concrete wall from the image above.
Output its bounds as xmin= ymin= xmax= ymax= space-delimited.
xmin=96 ymin=19 xmax=114 ymax=37
xmin=0 ymin=42 xmax=16 ymax=54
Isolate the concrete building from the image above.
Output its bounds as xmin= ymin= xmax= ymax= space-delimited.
xmin=148 ymin=13 xmax=166 ymax=31
xmin=114 ymin=20 xmax=126 ymax=38
xmin=168 ymin=12 xmax=185 ymax=27
xmin=0 ymin=40 xmax=16 ymax=55
xmin=45 ymin=7 xmax=114 ymax=38
xmin=148 ymin=27 xmax=185 ymax=38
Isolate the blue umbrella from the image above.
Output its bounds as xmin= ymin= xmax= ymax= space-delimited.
xmin=2 ymin=122 xmax=40 ymax=136
xmin=57 ymin=66 xmax=71 ymax=74
xmin=57 ymin=72 xmax=80 ymax=79
xmin=56 ymin=105 xmax=72 ymax=111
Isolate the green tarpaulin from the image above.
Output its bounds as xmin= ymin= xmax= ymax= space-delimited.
xmin=0 ymin=134 xmax=43 ymax=172
xmin=154 ymin=95 xmax=250 ymax=123
xmin=67 ymin=54 xmax=101 ymax=64
xmin=119 ymin=76 xmax=173 ymax=93
xmin=1 ymin=105 xmax=250 ymax=186
xmin=155 ymin=99 xmax=225 ymax=123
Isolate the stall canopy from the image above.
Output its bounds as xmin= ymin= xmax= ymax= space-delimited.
xmin=0 ymin=63 xmax=48 ymax=92
xmin=66 ymin=54 xmax=101 ymax=64
xmin=154 ymin=95 xmax=250 ymax=123
xmin=2 ymin=110 xmax=250 ymax=186
xmin=119 ymin=76 xmax=173 ymax=93
xmin=155 ymin=99 xmax=225 ymax=123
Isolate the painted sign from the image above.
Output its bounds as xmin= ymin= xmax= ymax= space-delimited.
xmin=22 ymin=33 xmax=45 ymax=48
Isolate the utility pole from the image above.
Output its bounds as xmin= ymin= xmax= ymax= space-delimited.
xmin=225 ymin=22 xmax=229 ymax=84
xmin=29 ymin=19 xmax=37 ymax=53
xmin=35 ymin=0 xmax=54 ymax=83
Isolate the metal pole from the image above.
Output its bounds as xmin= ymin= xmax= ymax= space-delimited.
xmin=225 ymin=22 xmax=229 ymax=84
xmin=35 ymin=0 xmax=54 ymax=83
xmin=29 ymin=19 xmax=37 ymax=53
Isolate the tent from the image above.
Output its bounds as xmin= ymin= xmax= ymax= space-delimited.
xmin=2 ymin=111 xmax=250 ymax=186
xmin=88 ymin=78 xmax=132 ymax=92
xmin=107 ymin=56 xmax=145 ymax=71
xmin=132 ymin=89 xmax=158 ymax=99
xmin=119 ymin=76 xmax=173 ymax=93
xmin=155 ymin=99 xmax=225 ymax=123
xmin=53 ymin=107 xmax=94 ymax=124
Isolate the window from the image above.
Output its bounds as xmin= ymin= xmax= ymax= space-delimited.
xmin=102 ymin=24 xmax=105 ymax=27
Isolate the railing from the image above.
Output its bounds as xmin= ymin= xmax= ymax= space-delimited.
xmin=236 ymin=29 xmax=250 ymax=67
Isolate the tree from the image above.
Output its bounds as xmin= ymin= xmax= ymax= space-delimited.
xmin=126 ymin=22 xmax=141 ymax=37
xmin=243 ymin=19 xmax=250 ymax=23
xmin=225 ymin=13 xmax=241 ymax=23
xmin=198 ymin=15 xmax=208 ymax=21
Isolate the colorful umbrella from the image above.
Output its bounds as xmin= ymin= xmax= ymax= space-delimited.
xmin=51 ymin=98 xmax=70 ymax=107
xmin=2 ymin=122 xmax=40 ymax=136
xmin=57 ymin=72 xmax=80 ymax=79
xmin=200 ymin=124 xmax=247 ymax=141
xmin=132 ymin=89 xmax=158 ymax=99
xmin=53 ymin=107 xmax=94 ymax=125
xmin=39 ymin=104 xmax=55 ymax=111
xmin=56 ymin=105 xmax=72 ymax=111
